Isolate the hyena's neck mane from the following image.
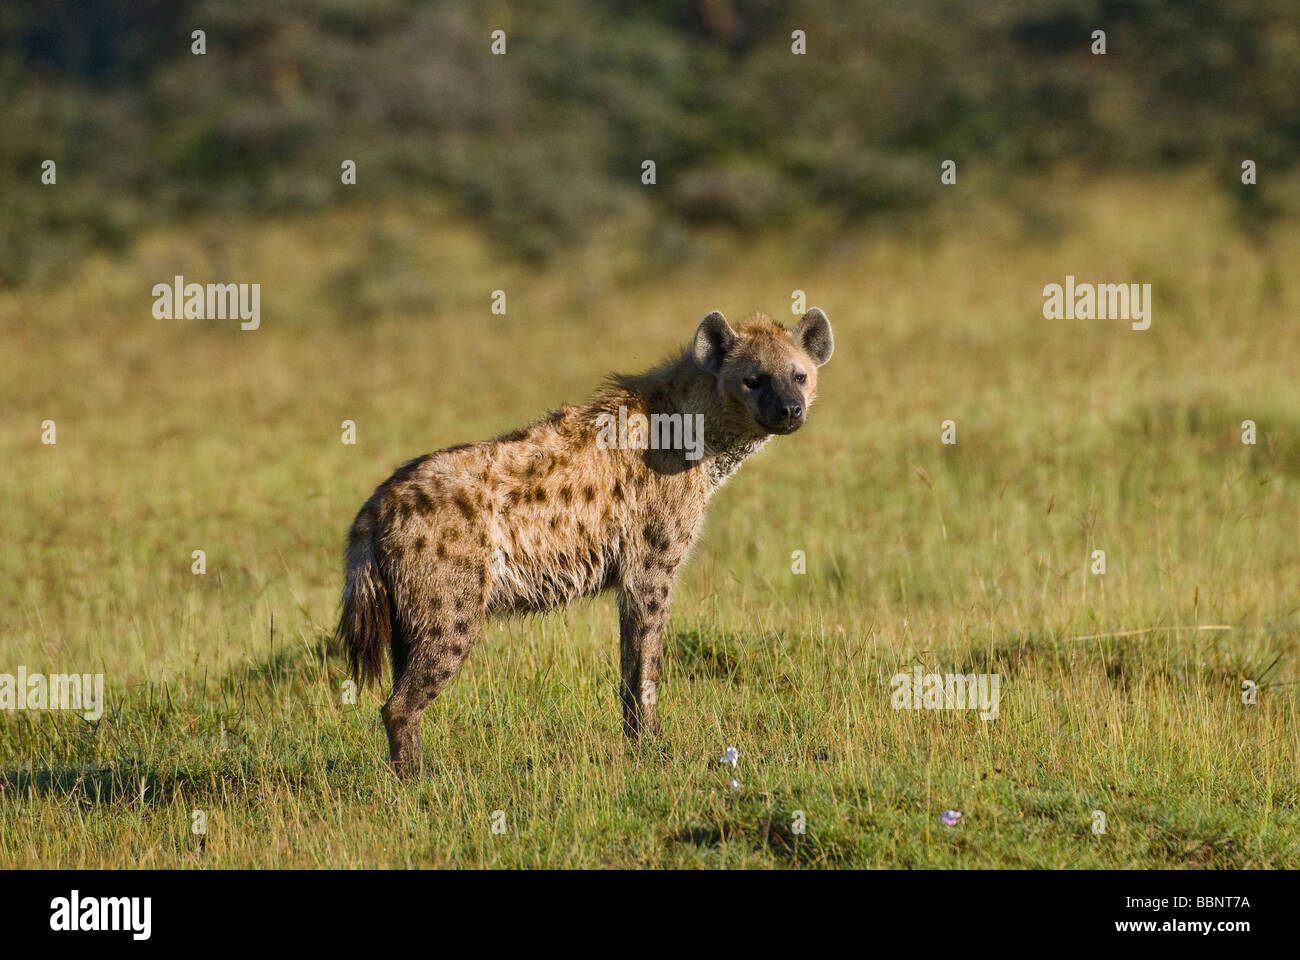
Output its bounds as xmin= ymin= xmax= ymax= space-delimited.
xmin=601 ymin=348 xmax=770 ymax=487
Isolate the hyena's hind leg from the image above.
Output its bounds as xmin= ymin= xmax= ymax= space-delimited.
xmin=381 ymin=561 xmax=490 ymax=777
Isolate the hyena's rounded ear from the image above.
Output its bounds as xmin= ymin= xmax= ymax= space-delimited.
xmin=791 ymin=307 xmax=833 ymax=366
xmin=692 ymin=310 xmax=737 ymax=375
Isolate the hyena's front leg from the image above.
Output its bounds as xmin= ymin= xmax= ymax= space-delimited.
xmin=616 ymin=565 xmax=675 ymax=739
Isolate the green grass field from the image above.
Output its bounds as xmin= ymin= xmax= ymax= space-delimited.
xmin=1 ymin=173 xmax=1297 ymax=868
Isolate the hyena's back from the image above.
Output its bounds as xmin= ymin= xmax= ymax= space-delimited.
xmin=339 ymin=402 xmax=651 ymax=690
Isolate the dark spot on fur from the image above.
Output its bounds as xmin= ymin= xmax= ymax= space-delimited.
xmin=412 ymin=488 xmax=434 ymax=513
xmin=533 ymin=487 xmax=547 ymax=503
xmin=560 ymin=485 xmax=572 ymax=503
xmin=413 ymin=535 xmax=426 ymax=551
xmin=453 ymin=493 xmax=475 ymax=520
xmin=451 ymin=644 xmax=464 ymax=657
xmin=549 ymin=515 xmax=560 ymax=529
xmin=436 ymin=543 xmax=448 ymax=559
xmin=613 ymin=481 xmax=624 ymax=500
xmin=455 ymin=620 xmax=468 ymax=634
xmin=584 ymin=485 xmax=596 ymax=503
xmin=647 ymin=600 xmax=660 ymax=614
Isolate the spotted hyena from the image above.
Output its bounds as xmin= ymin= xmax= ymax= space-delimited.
xmin=339 ymin=308 xmax=833 ymax=775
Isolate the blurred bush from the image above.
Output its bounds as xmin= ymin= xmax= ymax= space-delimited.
xmin=2 ymin=0 xmax=1298 ymax=286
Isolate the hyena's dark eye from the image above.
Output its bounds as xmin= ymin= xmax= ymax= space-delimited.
xmin=794 ymin=373 xmax=807 ymax=384
xmin=743 ymin=374 xmax=765 ymax=389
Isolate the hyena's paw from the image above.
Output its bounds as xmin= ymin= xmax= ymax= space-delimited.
xmin=382 ymin=705 xmax=424 ymax=779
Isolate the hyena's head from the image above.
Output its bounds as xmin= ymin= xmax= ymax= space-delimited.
xmin=691 ymin=308 xmax=833 ymax=436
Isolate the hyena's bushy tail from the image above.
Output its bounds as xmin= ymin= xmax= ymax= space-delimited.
xmin=338 ymin=526 xmax=391 ymax=687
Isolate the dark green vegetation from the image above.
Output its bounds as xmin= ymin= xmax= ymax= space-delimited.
xmin=4 ymin=0 xmax=1299 ymax=283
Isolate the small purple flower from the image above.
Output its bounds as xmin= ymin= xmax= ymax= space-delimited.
xmin=719 ymin=746 xmax=739 ymax=767
xmin=940 ymin=809 xmax=963 ymax=826
xmin=728 ymin=778 xmax=740 ymax=791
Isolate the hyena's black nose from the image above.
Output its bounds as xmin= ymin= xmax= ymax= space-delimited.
xmin=780 ymin=402 xmax=803 ymax=422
